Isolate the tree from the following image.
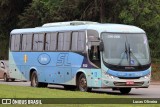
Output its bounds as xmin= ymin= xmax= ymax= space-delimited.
xmin=0 ymin=0 xmax=32 ymax=59
xmin=119 ymin=0 xmax=160 ymax=58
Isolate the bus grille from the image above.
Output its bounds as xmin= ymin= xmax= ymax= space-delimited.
xmin=114 ymin=82 xmax=144 ymax=86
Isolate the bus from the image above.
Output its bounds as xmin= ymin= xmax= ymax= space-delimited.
xmin=9 ymin=21 xmax=151 ymax=94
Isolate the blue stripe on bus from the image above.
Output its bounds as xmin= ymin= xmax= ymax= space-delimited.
xmin=107 ymin=68 xmax=150 ymax=78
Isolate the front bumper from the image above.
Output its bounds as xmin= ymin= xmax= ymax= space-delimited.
xmin=101 ymin=77 xmax=150 ymax=88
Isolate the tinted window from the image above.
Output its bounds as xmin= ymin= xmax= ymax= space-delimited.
xmin=33 ymin=34 xmax=44 ymax=51
xmin=71 ymin=32 xmax=78 ymax=51
xmin=45 ymin=33 xmax=57 ymax=51
xmin=38 ymin=34 xmax=44 ymax=51
xmin=11 ymin=35 xmax=16 ymax=51
xmin=63 ymin=32 xmax=71 ymax=51
xmin=22 ymin=34 xmax=32 ymax=51
xmin=78 ymin=32 xmax=85 ymax=51
xmin=11 ymin=35 xmax=21 ymax=51
xmin=22 ymin=34 xmax=27 ymax=51
xmin=87 ymin=30 xmax=99 ymax=41
xmin=33 ymin=34 xmax=38 ymax=51
xmin=26 ymin=34 xmax=32 ymax=51
xmin=71 ymin=31 xmax=86 ymax=51
xmin=14 ymin=35 xmax=21 ymax=51
xmin=58 ymin=33 xmax=64 ymax=50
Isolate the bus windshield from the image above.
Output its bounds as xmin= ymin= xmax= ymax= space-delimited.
xmin=101 ymin=33 xmax=150 ymax=66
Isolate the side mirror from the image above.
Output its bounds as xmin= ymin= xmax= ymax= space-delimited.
xmin=99 ymin=41 xmax=104 ymax=51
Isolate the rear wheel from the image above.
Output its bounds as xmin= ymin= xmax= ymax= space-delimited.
xmin=77 ymin=73 xmax=91 ymax=92
xmin=31 ymin=71 xmax=48 ymax=88
xmin=3 ymin=74 xmax=9 ymax=82
xmin=119 ymin=88 xmax=131 ymax=94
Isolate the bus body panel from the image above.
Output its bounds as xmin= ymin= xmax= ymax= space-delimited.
xmin=9 ymin=51 xmax=93 ymax=85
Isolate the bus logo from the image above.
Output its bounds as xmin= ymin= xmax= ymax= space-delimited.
xmin=56 ymin=53 xmax=71 ymax=66
xmin=38 ymin=53 xmax=51 ymax=65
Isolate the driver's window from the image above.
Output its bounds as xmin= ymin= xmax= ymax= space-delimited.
xmin=88 ymin=44 xmax=101 ymax=67
xmin=87 ymin=30 xmax=101 ymax=67
xmin=89 ymin=45 xmax=100 ymax=61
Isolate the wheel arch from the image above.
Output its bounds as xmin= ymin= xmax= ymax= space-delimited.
xmin=76 ymin=70 xmax=87 ymax=86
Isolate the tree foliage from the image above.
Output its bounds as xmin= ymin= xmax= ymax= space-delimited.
xmin=0 ymin=0 xmax=160 ymax=59
xmin=0 ymin=0 xmax=31 ymax=59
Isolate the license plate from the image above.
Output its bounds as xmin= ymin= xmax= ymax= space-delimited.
xmin=126 ymin=81 xmax=134 ymax=85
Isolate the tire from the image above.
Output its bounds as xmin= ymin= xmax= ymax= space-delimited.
xmin=119 ymin=88 xmax=131 ymax=94
xmin=3 ymin=74 xmax=9 ymax=82
xmin=31 ymin=71 xmax=48 ymax=88
xmin=77 ymin=73 xmax=91 ymax=92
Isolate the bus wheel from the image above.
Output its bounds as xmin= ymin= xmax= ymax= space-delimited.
xmin=31 ymin=71 xmax=48 ymax=88
xmin=77 ymin=73 xmax=91 ymax=92
xmin=3 ymin=74 xmax=9 ymax=82
xmin=119 ymin=88 xmax=131 ymax=94
xmin=31 ymin=71 xmax=39 ymax=87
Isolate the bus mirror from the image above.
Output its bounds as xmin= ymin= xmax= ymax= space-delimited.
xmin=99 ymin=42 xmax=104 ymax=51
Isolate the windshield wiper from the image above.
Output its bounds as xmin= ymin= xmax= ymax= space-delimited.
xmin=118 ymin=41 xmax=128 ymax=65
xmin=128 ymin=44 xmax=142 ymax=66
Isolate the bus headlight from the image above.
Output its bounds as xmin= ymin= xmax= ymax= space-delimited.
xmin=143 ymin=73 xmax=151 ymax=79
xmin=105 ymin=73 xmax=116 ymax=79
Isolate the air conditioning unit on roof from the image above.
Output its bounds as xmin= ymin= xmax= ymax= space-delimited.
xmin=42 ymin=21 xmax=98 ymax=27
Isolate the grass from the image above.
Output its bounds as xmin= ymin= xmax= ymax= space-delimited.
xmin=0 ymin=84 xmax=159 ymax=107
xmin=0 ymin=84 xmax=117 ymax=98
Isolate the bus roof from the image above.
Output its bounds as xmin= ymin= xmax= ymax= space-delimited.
xmin=11 ymin=22 xmax=145 ymax=34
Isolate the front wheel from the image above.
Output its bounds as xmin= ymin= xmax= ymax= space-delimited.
xmin=119 ymin=88 xmax=131 ymax=94
xmin=77 ymin=73 xmax=91 ymax=92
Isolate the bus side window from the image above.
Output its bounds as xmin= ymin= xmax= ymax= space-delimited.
xmin=78 ymin=32 xmax=85 ymax=51
xmin=14 ymin=35 xmax=21 ymax=51
xmin=38 ymin=34 xmax=44 ymax=51
xmin=45 ymin=33 xmax=57 ymax=51
xmin=58 ymin=33 xmax=64 ymax=51
xmin=26 ymin=34 xmax=32 ymax=51
xmin=45 ymin=33 xmax=51 ymax=51
xmin=22 ymin=34 xmax=27 ymax=51
xmin=33 ymin=34 xmax=39 ymax=51
xmin=71 ymin=32 xmax=78 ymax=51
xmin=63 ymin=32 xmax=71 ymax=51
xmin=11 ymin=35 xmax=15 ymax=51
